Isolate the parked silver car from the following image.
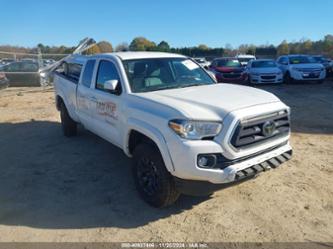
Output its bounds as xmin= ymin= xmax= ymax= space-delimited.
xmin=247 ymin=59 xmax=283 ymax=84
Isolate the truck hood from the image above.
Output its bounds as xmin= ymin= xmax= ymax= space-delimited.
xmin=137 ymin=84 xmax=281 ymax=120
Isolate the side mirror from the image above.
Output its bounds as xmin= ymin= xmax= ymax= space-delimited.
xmin=104 ymin=79 xmax=119 ymax=91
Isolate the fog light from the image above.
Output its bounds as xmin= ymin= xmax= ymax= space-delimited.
xmin=197 ymin=154 xmax=217 ymax=168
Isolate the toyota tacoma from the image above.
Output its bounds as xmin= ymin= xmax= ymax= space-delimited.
xmin=54 ymin=52 xmax=292 ymax=207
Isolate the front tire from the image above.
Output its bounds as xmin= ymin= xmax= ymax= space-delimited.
xmin=132 ymin=143 xmax=180 ymax=208
xmin=60 ymin=102 xmax=77 ymax=137
xmin=284 ymin=71 xmax=293 ymax=84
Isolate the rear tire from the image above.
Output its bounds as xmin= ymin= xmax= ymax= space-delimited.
xmin=132 ymin=143 xmax=180 ymax=208
xmin=60 ymin=102 xmax=77 ymax=137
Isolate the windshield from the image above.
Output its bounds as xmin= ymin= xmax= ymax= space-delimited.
xmin=216 ymin=59 xmax=241 ymax=67
xmin=123 ymin=58 xmax=215 ymax=93
xmin=312 ymin=56 xmax=327 ymax=63
xmin=289 ymin=56 xmax=311 ymax=64
xmin=252 ymin=60 xmax=277 ymax=68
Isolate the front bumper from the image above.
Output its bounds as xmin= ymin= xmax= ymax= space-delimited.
xmin=290 ymin=70 xmax=326 ymax=81
xmin=250 ymin=74 xmax=283 ymax=84
xmin=216 ymin=73 xmax=248 ymax=83
xmin=175 ymin=148 xmax=292 ymax=196
xmin=169 ymin=136 xmax=292 ymax=185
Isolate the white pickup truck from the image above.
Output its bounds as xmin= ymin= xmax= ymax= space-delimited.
xmin=54 ymin=52 xmax=292 ymax=207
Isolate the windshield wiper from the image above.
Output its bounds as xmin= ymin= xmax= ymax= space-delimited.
xmin=149 ymin=85 xmax=179 ymax=92
xmin=178 ymin=83 xmax=205 ymax=88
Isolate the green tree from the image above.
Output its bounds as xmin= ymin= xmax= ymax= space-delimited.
xmin=97 ymin=41 xmax=113 ymax=53
xmin=115 ymin=42 xmax=129 ymax=52
xmin=301 ymin=39 xmax=313 ymax=54
xmin=197 ymin=44 xmax=210 ymax=51
xmin=277 ymin=40 xmax=289 ymax=55
xmin=129 ymin=37 xmax=156 ymax=51
xmin=85 ymin=44 xmax=101 ymax=55
xmin=157 ymin=41 xmax=170 ymax=52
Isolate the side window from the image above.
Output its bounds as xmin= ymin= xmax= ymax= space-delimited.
xmin=279 ymin=57 xmax=288 ymax=65
xmin=21 ymin=62 xmax=39 ymax=72
xmin=285 ymin=57 xmax=289 ymax=64
xmin=6 ymin=62 xmax=21 ymax=72
xmin=81 ymin=60 xmax=96 ymax=88
xmin=55 ymin=62 xmax=66 ymax=75
xmin=67 ymin=63 xmax=82 ymax=83
xmin=96 ymin=60 xmax=121 ymax=94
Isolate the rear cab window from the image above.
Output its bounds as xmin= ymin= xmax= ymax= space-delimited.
xmin=55 ymin=62 xmax=82 ymax=84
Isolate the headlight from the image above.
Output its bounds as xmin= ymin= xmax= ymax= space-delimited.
xmin=168 ymin=119 xmax=222 ymax=140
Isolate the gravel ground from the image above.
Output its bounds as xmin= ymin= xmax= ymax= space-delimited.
xmin=0 ymin=81 xmax=332 ymax=242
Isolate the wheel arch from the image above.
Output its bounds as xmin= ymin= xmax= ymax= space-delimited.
xmin=56 ymin=94 xmax=65 ymax=111
xmin=124 ymin=118 xmax=175 ymax=173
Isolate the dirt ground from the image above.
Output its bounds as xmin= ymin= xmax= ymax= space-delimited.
xmin=0 ymin=81 xmax=332 ymax=242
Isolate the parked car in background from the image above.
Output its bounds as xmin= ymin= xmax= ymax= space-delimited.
xmin=0 ymin=58 xmax=16 ymax=65
xmin=236 ymin=54 xmax=256 ymax=66
xmin=43 ymin=59 xmax=56 ymax=66
xmin=311 ymin=55 xmax=331 ymax=74
xmin=193 ymin=57 xmax=210 ymax=68
xmin=209 ymin=57 xmax=248 ymax=83
xmin=328 ymin=60 xmax=333 ymax=76
xmin=311 ymin=55 xmax=332 ymax=76
xmin=21 ymin=58 xmax=37 ymax=63
xmin=0 ymin=71 xmax=9 ymax=89
xmin=247 ymin=59 xmax=283 ymax=84
xmin=276 ymin=55 xmax=326 ymax=83
xmin=0 ymin=61 xmax=41 ymax=86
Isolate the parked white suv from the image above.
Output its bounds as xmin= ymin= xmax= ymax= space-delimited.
xmin=54 ymin=52 xmax=292 ymax=207
xmin=276 ymin=55 xmax=326 ymax=83
xmin=236 ymin=54 xmax=256 ymax=66
xmin=247 ymin=59 xmax=283 ymax=84
xmin=193 ymin=57 xmax=210 ymax=68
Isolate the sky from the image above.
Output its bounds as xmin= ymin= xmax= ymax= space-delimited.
xmin=1 ymin=0 xmax=332 ymax=48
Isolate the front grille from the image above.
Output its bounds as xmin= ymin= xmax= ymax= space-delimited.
xmin=223 ymin=73 xmax=241 ymax=78
xmin=261 ymin=75 xmax=276 ymax=80
xmin=298 ymin=68 xmax=321 ymax=72
xmin=302 ymin=73 xmax=320 ymax=79
xmin=231 ymin=110 xmax=290 ymax=149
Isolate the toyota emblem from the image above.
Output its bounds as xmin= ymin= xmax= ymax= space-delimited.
xmin=262 ymin=121 xmax=276 ymax=137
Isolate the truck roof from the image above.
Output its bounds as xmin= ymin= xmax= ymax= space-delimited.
xmin=111 ymin=52 xmax=186 ymax=60
xmin=63 ymin=52 xmax=187 ymax=66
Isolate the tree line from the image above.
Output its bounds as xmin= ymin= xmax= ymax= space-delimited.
xmin=1 ymin=34 xmax=333 ymax=59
